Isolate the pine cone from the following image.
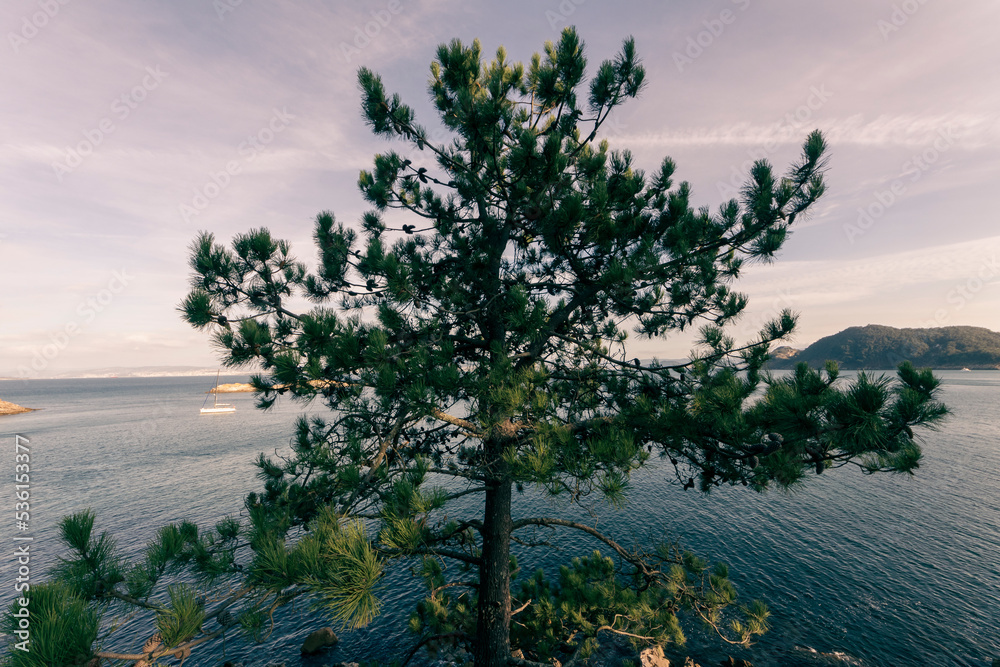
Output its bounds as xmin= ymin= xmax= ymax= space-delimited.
xmin=143 ymin=633 xmax=163 ymax=652
xmin=134 ymin=633 xmax=163 ymax=667
xmin=217 ymin=608 xmax=236 ymax=627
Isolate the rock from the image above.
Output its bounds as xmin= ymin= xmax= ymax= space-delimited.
xmin=429 ymin=644 xmax=472 ymax=666
xmin=682 ymin=658 xmax=702 ymax=667
xmin=0 ymin=399 xmax=36 ymax=415
xmin=300 ymin=626 xmax=339 ymax=654
xmin=639 ymin=645 xmax=670 ymax=667
xmin=208 ymin=382 xmax=255 ymax=393
xmin=582 ymin=635 xmax=640 ymax=667
xmin=512 ymin=649 xmax=525 ymax=659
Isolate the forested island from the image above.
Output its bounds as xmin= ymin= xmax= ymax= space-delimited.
xmin=768 ymin=325 xmax=1000 ymax=370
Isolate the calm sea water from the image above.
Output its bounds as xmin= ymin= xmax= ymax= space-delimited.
xmin=0 ymin=372 xmax=997 ymax=666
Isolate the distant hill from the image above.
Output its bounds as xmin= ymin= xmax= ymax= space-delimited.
xmin=58 ymin=366 xmax=227 ymax=379
xmin=767 ymin=325 xmax=1000 ymax=370
xmin=0 ymin=366 xmax=243 ymax=380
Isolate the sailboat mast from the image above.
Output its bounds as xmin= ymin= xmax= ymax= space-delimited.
xmin=213 ymin=369 xmax=220 ymax=408
xmin=200 ymin=369 xmax=236 ymax=414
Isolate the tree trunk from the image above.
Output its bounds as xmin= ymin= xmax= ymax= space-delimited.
xmin=473 ymin=475 xmax=512 ymax=667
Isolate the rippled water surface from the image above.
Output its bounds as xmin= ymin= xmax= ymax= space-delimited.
xmin=0 ymin=372 xmax=997 ymax=666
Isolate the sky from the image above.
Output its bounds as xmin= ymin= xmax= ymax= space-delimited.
xmin=2 ymin=0 xmax=999 ymax=377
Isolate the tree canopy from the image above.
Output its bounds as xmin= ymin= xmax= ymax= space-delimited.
xmin=6 ymin=28 xmax=947 ymax=667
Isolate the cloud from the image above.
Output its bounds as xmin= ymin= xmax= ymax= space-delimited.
xmin=619 ymin=113 xmax=999 ymax=150
xmin=738 ymin=237 xmax=1000 ymax=303
xmin=4 ymin=1 xmax=999 ymax=371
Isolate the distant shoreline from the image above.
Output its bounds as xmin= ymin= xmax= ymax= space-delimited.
xmin=2 ymin=368 xmax=999 ymax=383
xmin=0 ymin=369 xmax=248 ymax=381
xmin=208 ymin=380 xmax=346 ymax=393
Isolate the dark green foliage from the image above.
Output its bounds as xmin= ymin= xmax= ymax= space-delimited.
xmin=51 ymin=511 xmax=123 ymax=600
xmin=2 ymin=511 xmax=252 ymax=664
xmin=769 ymin=324 xmax=1000 ymax=369
xmin=736 ymin=361 xmax=947 ymax=487
xmin=0 ymin=583 xmax=98 ymax=667
xmin=156 ymin=584 xmax=205 ymax=647
xmin=510 ymin=549 xmax=767 ymax=662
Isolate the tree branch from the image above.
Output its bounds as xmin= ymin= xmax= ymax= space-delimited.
xmin=431 ymin=408 xmax=483 ymax=437
xmin=511 ymin=517 xmax=658 ymax=577
xmin=380 ymin=545 xmax=482 ymax=566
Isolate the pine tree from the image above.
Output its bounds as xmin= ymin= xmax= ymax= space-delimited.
xmin=182 ymin=28 xmax=946 ymax=666
xmin=6 ymin=29 xmax=947 ymax=667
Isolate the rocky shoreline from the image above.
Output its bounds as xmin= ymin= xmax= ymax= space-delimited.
xmin=0 ymin=399 xmax=35 ymax=415
xmin=263 ymin=626 xmax=755 ymax=667
xmin=207 ymin=382 xmax=256 ymax=393
xmin=208 ymin=380 xmax=347 ymax=393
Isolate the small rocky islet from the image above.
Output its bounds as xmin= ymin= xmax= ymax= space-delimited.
xmin=0 ymin=399 xmax=35 ymax=415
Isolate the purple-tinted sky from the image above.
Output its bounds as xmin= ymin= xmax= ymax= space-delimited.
xmin=3 ymin=0 xmax=998 ymax=376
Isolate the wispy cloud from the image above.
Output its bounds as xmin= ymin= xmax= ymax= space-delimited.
xmin=739 ymin=237 xmax=1000 ymax=303
xmin=621 ymin=113 xmax=999 ymax=149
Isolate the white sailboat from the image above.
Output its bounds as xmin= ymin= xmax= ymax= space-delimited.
xmin=200 ymin=370 xmax=236 ymax=414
